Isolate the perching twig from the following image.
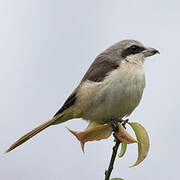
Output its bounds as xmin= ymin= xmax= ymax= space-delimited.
xmin=104 ymin=119 xmax=128 ymax=180
xmin=105 ymin=135 xmax=121 ymax=180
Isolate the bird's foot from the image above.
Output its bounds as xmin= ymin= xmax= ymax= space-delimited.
xmin=121 ymin=119 xmax=129 ymax=128
xmin=110 ymin=118 xmax=129 ymax=132
xmin=110 ymin=119 xmax=119 ymax=132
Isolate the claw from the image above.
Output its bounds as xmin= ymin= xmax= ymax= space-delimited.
xmin=110 ymin=118 xmax=129 ymax=133
xmin=110 ymin=119 xmax=119 ymax=132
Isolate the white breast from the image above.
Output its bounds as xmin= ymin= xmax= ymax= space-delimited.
xmin=74 ymin=60 xmax=145 ymax=123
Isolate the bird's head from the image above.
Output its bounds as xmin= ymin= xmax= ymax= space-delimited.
xmin=108 ymin=40 xmax=159 ymax=64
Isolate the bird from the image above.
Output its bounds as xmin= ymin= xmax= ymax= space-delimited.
xmin=5 ymin=39 xmax=159 ymax=153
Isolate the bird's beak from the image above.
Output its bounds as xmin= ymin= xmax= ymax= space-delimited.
xmin=143 ymin=47 xmax=160 ymax=57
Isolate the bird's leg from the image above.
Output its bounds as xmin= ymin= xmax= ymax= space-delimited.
xmin=110 ymin=118 xmax=129 ymax=132
xmin=110 ymin=118 xmax=123 ymax=132
xmin=110 ymin=118 xmax=119 ymax=133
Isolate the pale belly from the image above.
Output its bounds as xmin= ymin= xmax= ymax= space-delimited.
xmin=74 ymin=63 xmax=145 ymax=123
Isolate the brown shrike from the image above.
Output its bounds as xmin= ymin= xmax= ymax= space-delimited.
xmin=5 ymin=40 xmax=159 ymax=153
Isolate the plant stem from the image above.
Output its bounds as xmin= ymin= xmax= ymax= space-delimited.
xmin=104 ymin=135 xmax=121 ymax=180
xmin=104 ymin=119 xmax=128 ymax=180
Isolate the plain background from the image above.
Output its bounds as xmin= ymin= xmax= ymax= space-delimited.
xmin=0 ymin=0 xmax=179 ymax=179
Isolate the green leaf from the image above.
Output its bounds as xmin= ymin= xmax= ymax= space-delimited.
xmin=118 ymin=143 xmax=127 ymax=158
xmin=128 ymin=122 xmax=150 ymax=167
xmin=111 ymin=178 xmax=124 ymax=180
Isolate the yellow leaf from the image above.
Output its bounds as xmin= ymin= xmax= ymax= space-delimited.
xmin=67 ymin=123 xmax=112 ymax=152
xmin=128 ymin=122 xmax=150 ymax=167
xmin=115 ymin=123 xmax=137 ymax=144
xmin=80 ymin=121 xmax=99 ymax=152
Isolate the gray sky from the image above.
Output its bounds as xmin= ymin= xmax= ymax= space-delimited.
xmin=0 ymin=0 xmax=179 ymax=179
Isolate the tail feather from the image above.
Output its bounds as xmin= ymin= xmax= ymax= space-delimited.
xmin=5 ymin=113 xmax=64 ymax=153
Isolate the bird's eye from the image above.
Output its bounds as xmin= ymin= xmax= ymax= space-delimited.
xmin=129 ymin=45 xmax=139 ymax=51
xmin=121 ymin=45 xmax=145 ymax=58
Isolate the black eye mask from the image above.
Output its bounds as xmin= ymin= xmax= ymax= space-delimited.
xmin=121 ymin=45 xmax=145 ymax=58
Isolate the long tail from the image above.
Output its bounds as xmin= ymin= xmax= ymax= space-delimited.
xmin=5 ymin=113 xmax=65 ymax=153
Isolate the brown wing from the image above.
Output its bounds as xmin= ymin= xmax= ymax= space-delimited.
xmin=80 ymin=54 xmax=119 ymax=83
xmin=54 ymin=54 xmax=119 ymax=117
